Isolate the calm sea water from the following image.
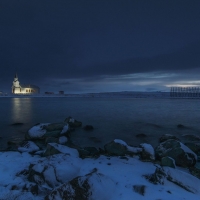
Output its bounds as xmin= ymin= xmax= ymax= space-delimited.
xmin=0 ymin=97 xmax=200 ymax=150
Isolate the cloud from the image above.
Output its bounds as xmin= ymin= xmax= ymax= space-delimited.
xmin=1 ymin=1 xmax=200 ymax=93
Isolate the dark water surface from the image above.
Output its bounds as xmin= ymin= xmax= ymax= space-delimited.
xmin=1 ymin=97 xmax=200 ymax=150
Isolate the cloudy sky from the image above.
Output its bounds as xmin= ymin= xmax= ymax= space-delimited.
xmin=1 ymin=0 xmax=200 ymax=93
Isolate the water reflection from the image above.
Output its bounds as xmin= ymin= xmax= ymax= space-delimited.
xmin=11 ymin=98 xmax=33 ymax=123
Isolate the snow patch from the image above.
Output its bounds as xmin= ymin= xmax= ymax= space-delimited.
xmin=18 ymin=141 xmax=40 ymax=153
xmin=60 ymin=124 xmax=69 ymax=134
xmin=114 ymin=139 xmax=142 ymax=153
xmin=140 ymin=143 xmax=155 ymax=159
xmin=114 ymin=139 xmax=127 ymax=146
xmin=28 ymin=123 xmax=50 ymax=138
xmin=48 ymin=143 xmax=79 ymax=157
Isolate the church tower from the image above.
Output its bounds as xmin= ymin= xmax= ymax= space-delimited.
xmin=11 ymin=73 xmax=40 ymax=94
xmin=12 ymin=73 xmax=21 ymax=93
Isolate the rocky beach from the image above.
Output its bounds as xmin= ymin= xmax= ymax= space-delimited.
xmin=0 ymin=116 xmax=200 ymax=199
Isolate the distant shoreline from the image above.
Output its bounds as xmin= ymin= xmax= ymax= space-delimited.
xmin=0 ymin=91 xmax=170 ymax=98
xmin=0 ymin=91 xmax=200 ymax=99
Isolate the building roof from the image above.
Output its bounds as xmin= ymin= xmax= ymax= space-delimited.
xmin=20 ymin=84 xmax=40 ymax=89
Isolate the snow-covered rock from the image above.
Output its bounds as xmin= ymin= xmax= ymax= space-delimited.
xmin=18 ymin=141 xmax=40 ymax=153
xmin=28 ymin=154 xmax=81 ymax=190
xmin=26 ymin=123 xmax=50 ymax=139
xmin=43 ymin=143 xmax=79 ymax=157
xmin=159 ymin=134 xmax=179 ymax=143
xmin=145 ymin=165 xmax=200 ymax=194
xmin=1 ymin=151 xmax=200 ymax=199
xmin=140 ymin=143 xmax=155 ymax=161
xmin=166 ymin=167 xmax=200 ymax=194
xmin=155 ymin=139 xmax=197 ymax=167
xmin=45 ymin=168 xmax=117 ymax=200
xmin=26 ymin=123 xmax=69 ymax=140
xmin=104 ymin=139 xmax=142 ymax=156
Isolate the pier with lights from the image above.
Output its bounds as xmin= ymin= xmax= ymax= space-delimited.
xmin=170 ymin=87 xmax=200 ymax=98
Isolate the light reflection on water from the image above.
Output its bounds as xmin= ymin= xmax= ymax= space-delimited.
xmin=0 ymin=97 xmax=200 ymax=150
xmin=11 ymin=98 xmax=33 ymax=123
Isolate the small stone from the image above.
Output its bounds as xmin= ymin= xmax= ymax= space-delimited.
xmin=177 ymin=124 xmax=185 ymax=129
xmin=136 ymin=133 xmax=147 ymax=138
xmin=83 ymin=125 xmax=94 ymax=131
xmin=133 ymin=185 xmax=146 ymax=196
xmin=64 ymin=116 xmax=82 ymax=127
xmin=10 ymin=122 xmax=24 ymax=126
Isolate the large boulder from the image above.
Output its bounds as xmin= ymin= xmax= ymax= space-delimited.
xmin=83 ymin=125 xmax=94 ymax=131
xmin=45 ymin=169 xmax=116 ymax=200
xmin=155 ymin=139 xmax=197 ymax=167
xmin=182 ymin=134 xmax=200 ymax=142
xmin=104 ymin=139 xmax=142 ymax=156
xmin=145 ymin=166 xmax=200 ymax=194
xmin=28 ymin=154 xmax=81 ymax=189
xmin=185 ymin=142 xmax=200 ymax=154
xmin=26 ymin=123 xmax=69 ymax=140
xmin=159 ymin=134 xmax=179 ymax=143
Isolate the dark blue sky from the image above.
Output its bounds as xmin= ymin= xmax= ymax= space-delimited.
xmin=1 ymin=0 xmax=200 ymax=93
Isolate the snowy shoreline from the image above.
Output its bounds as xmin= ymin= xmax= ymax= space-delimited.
xmin=1 ymin=118 xmax=200 ymax=199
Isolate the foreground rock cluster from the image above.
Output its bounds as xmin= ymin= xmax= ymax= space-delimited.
xmin=1 ymin=117 xmax=200 ymax=199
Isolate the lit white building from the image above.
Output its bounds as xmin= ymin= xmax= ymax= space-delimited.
xmin=12 ymin=74 xmax=40 ymax=94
